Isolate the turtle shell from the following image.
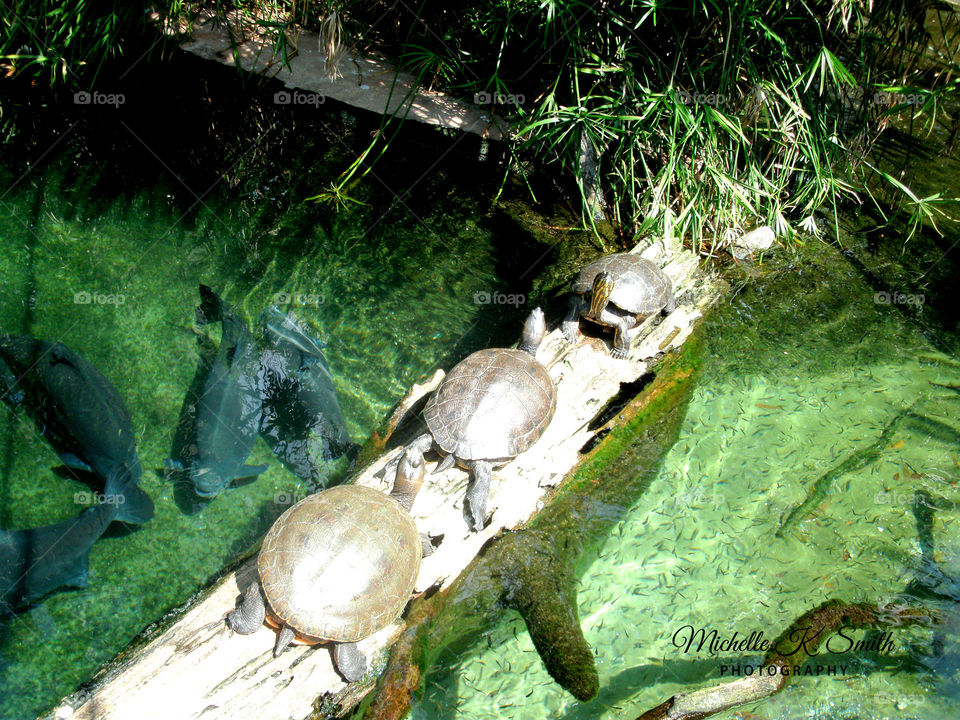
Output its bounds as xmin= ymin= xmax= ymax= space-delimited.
xmin=424 ymin=348 xmax=556 ymax=461
xmin=572 ymin=253 xmax=672 ymax=315
xmin=258 ymin=484 xmax=421 ymax=643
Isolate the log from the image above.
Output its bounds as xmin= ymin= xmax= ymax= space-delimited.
xmin=365 ymin=322 xmax=708 ymax=719
xmin=44 ymin=237 xmax=723 ymax=720
xmin=164 ymin=10 xmax=509 ymax=140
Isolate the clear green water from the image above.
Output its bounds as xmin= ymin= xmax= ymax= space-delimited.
xmin=0 ymin=66 xmax=544 ymax=720
xmin=3 ymin=61 xmax=959 ymax=720
xmin=415 ymin=241 xmax=960 ymax=719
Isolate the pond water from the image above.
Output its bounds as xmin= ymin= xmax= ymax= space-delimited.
xmin=415 ymin=235 xmax=960 ymax=719
xmin=0 ymin=58 xmax=552 ymax=720
xmin=2 ymin=55 xmax=959 ymax=720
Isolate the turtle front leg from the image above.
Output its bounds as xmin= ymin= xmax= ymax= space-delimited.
xmin=334 ymin=641 xmax=368 ymax=682
xmin=227 ymin=583 xmax=266 ymax=634
xmin=611 ymin=318 xmax=633 ymax=359
xmin=562 ymin=295 xmax=587 ymax=344
xmin=465 ymin=460 xmax=493 ymax=531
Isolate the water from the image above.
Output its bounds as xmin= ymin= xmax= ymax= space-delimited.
xmin=0 ymin=58 xmax=551 ymax=720
xmin=2 ymin=55 xmax=959 ymax=720
xmin=415 ymin=239 xmax=960 ymax=719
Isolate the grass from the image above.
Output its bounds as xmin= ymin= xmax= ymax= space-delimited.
xmin=3 ymin=1 xmax=960 ymax=251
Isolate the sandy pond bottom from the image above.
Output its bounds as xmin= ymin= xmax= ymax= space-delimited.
xmin=416 ymin=242 xmax=960 ymax=720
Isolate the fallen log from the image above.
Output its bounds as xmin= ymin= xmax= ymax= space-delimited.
xmin=364 ymin=320 xmax=707 ymax=719
xmin=43 ymin=236 xmax=723 ymax=720
xmin=165 ymin=10 xmax=509 ymax=140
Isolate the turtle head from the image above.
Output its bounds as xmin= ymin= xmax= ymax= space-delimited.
xmin=518 ymin=307 xmax=546 ymax=356
xmin=588 ymin=271 xmax=615 ymax=319
xmin=390 ymin=446 xmax=425 ymax=512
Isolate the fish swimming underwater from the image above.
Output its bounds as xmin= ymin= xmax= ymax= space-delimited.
xmin=167 ymin=285 xmax=267 ymax=498
xmin=0 ymin=335 xmax=144 ymax=481
xmin=0 ymin=465 xmax=152 ymax=615
xmin=0 ymin=335 xmax=153 ymax=520
xmin=258 ymin=307 xmax=356 ymax=484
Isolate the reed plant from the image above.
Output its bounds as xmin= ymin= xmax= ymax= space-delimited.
xmin=4 ymin=1 xmax=958 ymax=249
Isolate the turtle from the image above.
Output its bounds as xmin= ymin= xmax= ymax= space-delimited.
xmin=562 ymin=253 xmax=675 ymax=359
xmin=226 ymin=447 xmax=431 ymax=682
xmin=407 ymin=308 xmax=556 ymax=532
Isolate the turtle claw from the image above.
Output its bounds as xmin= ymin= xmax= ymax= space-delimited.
xmin=611 ymin=345 xmax=629 ymax=360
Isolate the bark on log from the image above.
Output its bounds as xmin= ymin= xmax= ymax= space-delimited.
xmin=43 ymin=237 xmax=722 ymax=720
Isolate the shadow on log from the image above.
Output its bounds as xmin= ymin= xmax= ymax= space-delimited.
xmin=359 ymin=323 xmax=707 ymax=719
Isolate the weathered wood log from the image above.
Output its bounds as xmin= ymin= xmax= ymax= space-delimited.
xmin=364 ymin=323 xmax=707 ymax=719
xmin=635 ymin=600 xmax=939 ymax=720
xmin=165 ymin=10 xmax=509 ymax=140
xmin=43 ymin=237 xmax=722 ymax=720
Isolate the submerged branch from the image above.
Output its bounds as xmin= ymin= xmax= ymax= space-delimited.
xmin=775 ymin=407 xmax=912 ymax=537
xmin=636 ymin=600 xmax=939 ymax=720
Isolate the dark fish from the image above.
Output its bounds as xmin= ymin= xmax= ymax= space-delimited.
xmin=0 ymin=335 xmax=153 ymax=522
xmin=0 ymin=466 xmax=149 ymax=614
xmin=169 ymin=285 xmax=266 ymax=498
xmin=258 ymin=308 xmax=356 ymax=483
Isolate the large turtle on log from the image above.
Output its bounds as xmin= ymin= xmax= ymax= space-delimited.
xmin=226 ymin=447 xmax=431 ymax=682
xmin=563 ymin=253 xmax=675 ymax=358
xmin=408 ymin=308 xmax=556 ymax=531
